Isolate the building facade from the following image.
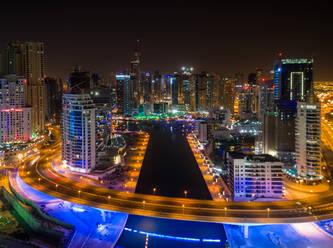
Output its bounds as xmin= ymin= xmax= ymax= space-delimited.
xmin=295 ymin=100 xmax=321 ymax=183
xmin=0 ymin=75 xmax=32 ymax=143
xmin=116 ymin=73 xmax=132 ymax=116
xmin=227 ymin=153 xmax=283 ymax=201
xmin=2 ymin=41 xmax=47 ymax=134
xmin=273 ymin=58 xmax=313 ymax=101
xmin=62 ymin=94 xmax=96 ymax=173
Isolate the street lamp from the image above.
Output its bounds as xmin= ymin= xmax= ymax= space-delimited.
xmin=78 ymin=190 xmax=81 ymax=198
xmin=142 ymin=200 xmax=146 ymax=209
xmin=153 ymin=187 xmax=157 ymax=195
xmin=182 ymin=204 xmax=185 ymax=215
xmin=267 ymin=208 xmax=270 ymax=217
xmin=184 ymin=190 xmax=188 ymax=198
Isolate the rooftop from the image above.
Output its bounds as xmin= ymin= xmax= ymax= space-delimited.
xmin=229 ymin=152 xmax=281 ymax=162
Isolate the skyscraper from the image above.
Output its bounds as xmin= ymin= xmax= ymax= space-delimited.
xmin=62 ymin=94 xmax=96 ymax=173
xmin=162 ymin=74 xmax=172 ymax=103
xmin=68 ymin=65 xmax=91 ymax=93
xmin=116 ymin=73 xmax=132 ymax=116
xmin=234 ymin=73 xmax=244 ymax=94
xmin=248 ymin=72 xmax=257 ymax=86
xmin=0 ymin=75 xmax=32 ymax=143
xmin=273 ymin=58 xmax=313 ymax=101
xmin=211 ymin=74 xmax=223 ymax=109
xmin=238 ymin=86 xmax=256 ymax=120
xmin=198 ymin=71 xmax=208 ymax=111
xmin=143 ymin=72 xmax=152 ymax=103
xmin=3 ymin=41 xmax=46 ymax=134
xmin=45 ymin=77 xmax=62 ymax=123
xmin=152 ymin=70 xmax=162 ymax=102
xmin=295 ymin=99 xmax=321 ymax=183
xmin=181 ymin=67 xmax=193 ymax=107
xmin=222 ymin=77 xmax=235 ymax=114
xmin=171 ymin=73 xmax=179 ymax=105
xmin=130 ymin=42 xmax=142 ymax=106
xmin=255 ymin=68 xmax=264 ymax=85
xmin=275 ymin=100 xmax=297 ymax=163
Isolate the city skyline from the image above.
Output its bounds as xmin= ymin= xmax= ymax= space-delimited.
xmin=1 ymin=2 xmax=333 ymax=248
xmin=0 ymin=2 xmax=332 ymax=81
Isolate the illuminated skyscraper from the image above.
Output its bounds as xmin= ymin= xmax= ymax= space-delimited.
xmin=143 ymin=72 xmax=152 ymax=103
xmin=171 ymin=73 xmax=179 ymax=105
xmin=0 ymin=75 xmax=32 ymax=143
xmin=130 ymin=41 xmax=142 ymax=106
xmin=116 ymin=73 xmax=133 ymax=116
xmin=234 ymin=73 xmax=244 ymax=94
xmin=238 ymin=86 xmax=256 ymax=120
xmin=181 ymin=67 xmax=193 ymax=106
xmin=273 ymin=58 xmax=313 ymax=101
xmin=162 ymin=74 xmax=173 ymax=103
xmin=62 ymin=94 xmax=96 ymax=173
xmin=222 ymin=77 xmax=235 ymax=114
xmin=295 ymin=98 xmax=321 ymax=183
xmin=152 ymin=70 xmax=162 ymax=102
xmin=3 ymin=41 xmax=46 ymax=133
xmin=198 ymin=72 xmax=207 ymax=111
xmin=255 ymin=68 xmax=264 ymax=86
xmin=211 ymin=74 xmax=223 ymax=109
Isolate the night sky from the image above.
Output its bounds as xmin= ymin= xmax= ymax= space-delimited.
xmin=1 ymin=2 xmax=332 ymax=81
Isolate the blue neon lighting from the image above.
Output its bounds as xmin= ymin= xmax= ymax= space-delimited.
xmin=124 ymin=228 xmax=221 ymax=243
xmin=202 ymin=239 xmax=221 ymax=243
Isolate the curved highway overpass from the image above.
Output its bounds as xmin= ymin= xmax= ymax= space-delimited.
xmin=18 ymin=127 xmax=333 ymax=224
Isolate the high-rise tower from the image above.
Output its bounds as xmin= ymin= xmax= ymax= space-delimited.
xmin=130 ymin=40 xmax=142 ymax=106
xmin=273 ymin=58 xmax=313 ymax=101
xmin=295 ymin=96 xmax=321 ymax=183
xmin=3 ymin=41 xmax=46 ymax=134
xmin=62 ymin=94 xmax=96 ymax=173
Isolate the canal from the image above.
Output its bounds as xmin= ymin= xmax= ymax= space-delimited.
xmin=116 ymin=121 xmax=227 ymax=248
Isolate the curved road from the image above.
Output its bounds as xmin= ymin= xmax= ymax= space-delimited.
xmin=18 ymin=127 xmax=333 ymax=224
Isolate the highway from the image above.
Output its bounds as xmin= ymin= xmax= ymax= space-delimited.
xmin=17 ymin=127 xmax=333 ymax=224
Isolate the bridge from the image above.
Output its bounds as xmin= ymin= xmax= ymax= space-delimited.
xmin=18 ymin=127 xmax=333 ymax=224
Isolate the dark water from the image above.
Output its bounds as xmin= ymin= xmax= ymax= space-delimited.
xmin=135 ymin=123 xmax=211 ymax=199
xmin=116 ymin=121 xmax=227 ymax=248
